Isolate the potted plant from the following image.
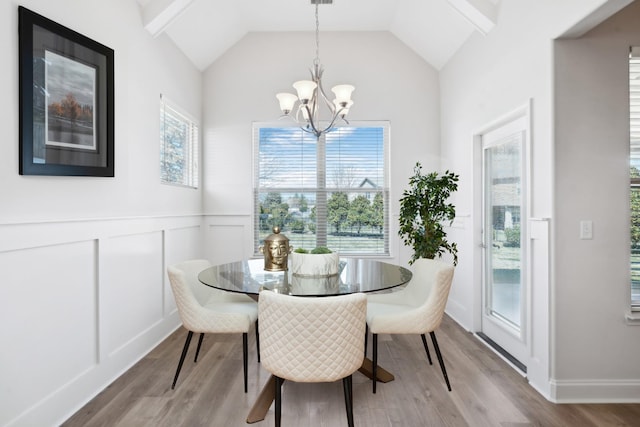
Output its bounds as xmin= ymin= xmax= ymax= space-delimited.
xmin=398 ymin=162 xmax=459 ymax=265
xmin=290 ymin=246 xmax=340 ymax=276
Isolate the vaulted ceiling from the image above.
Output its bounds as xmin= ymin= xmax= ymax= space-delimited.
xmin=135 ymin=0 xmax=500 ymax=71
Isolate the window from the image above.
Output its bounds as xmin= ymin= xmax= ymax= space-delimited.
xmin=629 ymin=48 xmax=640 ymax=309
xmin=253 ymin=122 xmax=390 ymax=256
xmin=160 ymin=96 xmax=199 ymax=188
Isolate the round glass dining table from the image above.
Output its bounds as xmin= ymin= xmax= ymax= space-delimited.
xmin=198 ymin=257 xmax=413 ymax=296
xmin=198 ymin=257 xmax=412 ymax=424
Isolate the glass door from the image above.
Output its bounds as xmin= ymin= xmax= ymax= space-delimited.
xmin=481 ymin=116 xmax=528 ymax=368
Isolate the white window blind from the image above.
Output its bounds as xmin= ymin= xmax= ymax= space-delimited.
xmin=253 ymin=122 xmax=390 ymax=256
xmin=629 ymin=48 xmax=640 ymax=309
xmin=160 ymin=96 xmax=199 ymax=188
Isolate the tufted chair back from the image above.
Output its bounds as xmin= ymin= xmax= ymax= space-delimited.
xmin=167 ymin=260 xmax=252 ymax=334
xmin=367 ymin=258 xmax=454 ymax=335
xmin=259 ymin=291 xmax=366 ymax=383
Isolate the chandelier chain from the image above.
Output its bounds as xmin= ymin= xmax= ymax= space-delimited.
xmin=314 ymin=3 xmax=320 ymax=66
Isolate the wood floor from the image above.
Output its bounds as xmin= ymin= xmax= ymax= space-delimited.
xmin=63 ymin=315 xmax=640 ymax=426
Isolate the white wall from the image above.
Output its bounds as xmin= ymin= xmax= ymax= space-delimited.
xmin=201 ymin=31 xmax=441 ymax=264
xmin=440 ymin=0 xmax=639 ymax=402
xmin=554 ymin=2 xmax=640 ymax=402
xmin=0 ymin=0 xmax=203 ymax=425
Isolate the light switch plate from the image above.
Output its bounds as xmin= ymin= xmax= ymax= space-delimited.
xmin=580 ymin=220 xmax=593 ymax=239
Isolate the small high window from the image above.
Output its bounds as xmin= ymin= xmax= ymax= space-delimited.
xmin=160 ymin=96 xmax=199 ymax=188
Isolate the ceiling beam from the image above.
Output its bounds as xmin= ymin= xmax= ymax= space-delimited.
xmin=445 ymin=0 xmax=497 ymax=35
xmin=140 ymin=0 xmax=195 ymax=38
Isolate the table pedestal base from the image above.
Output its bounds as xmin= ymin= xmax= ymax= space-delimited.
xmin=246 ymin=375 xmax=278 ymax=423
xmin=246 ymin=358 xmax=394 ymax=424
xmin=357 ymin=357 xmax=394 ymax=382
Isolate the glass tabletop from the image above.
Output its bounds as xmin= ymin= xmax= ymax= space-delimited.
xmin=198 ymin=258 xmax=412 ymax=296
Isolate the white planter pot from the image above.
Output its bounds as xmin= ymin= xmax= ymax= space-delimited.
xmin=290 ymin=252 xmax=340 ymax=277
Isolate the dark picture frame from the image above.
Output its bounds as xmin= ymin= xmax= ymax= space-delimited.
xmin=19 ymin=6 xmax=114 ymax=176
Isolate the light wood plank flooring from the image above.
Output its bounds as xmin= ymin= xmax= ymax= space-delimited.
xmin=63 ymin=315 xmax=640 ymax=426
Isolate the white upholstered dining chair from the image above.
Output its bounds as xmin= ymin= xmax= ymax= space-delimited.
xmin=167 ymin=259 xmax=258 ymax=392
xmin=366 ymin=258 xmax=455 ymax=393
xmin=258 ymin=290 xmax=367 ymax=427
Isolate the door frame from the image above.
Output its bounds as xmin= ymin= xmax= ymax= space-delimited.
xmin=472 ymin=100 xmax=532 ymax=369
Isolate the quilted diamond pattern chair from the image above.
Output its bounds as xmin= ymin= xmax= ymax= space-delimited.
xmin=258 ymin=290 xmax=367 ymax=427
xmin=167 ymin=259 xmax=258 ymax=392
xmin=366 ymin=258 xmax=454 ymax=393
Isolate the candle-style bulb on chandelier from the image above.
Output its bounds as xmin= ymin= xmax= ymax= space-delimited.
xmin=276 ymin=1 xmax=354 ymax=138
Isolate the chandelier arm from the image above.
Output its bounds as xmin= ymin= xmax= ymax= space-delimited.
xmin=301 ymin=96 xmax=346 ymax=136
xmin=298 ymin=104 xmax=322 ymax=137
xmin=288 ymin=103 xmax=309 ymax=131
xmin=294 ymin=108 xmax=346 ymax=137
xmin=300 ymin=126 xmax=320 ymax=137
xmin=317 ymin=107 xmax=346 ymax=135
xmin=310 ymin=96 xmax=319 ymax=123
xmin=316 ymin=80 xmax=337 ymax=115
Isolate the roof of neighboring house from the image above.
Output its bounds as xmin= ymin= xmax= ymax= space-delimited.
xmin=358 ymin=178 xmax=379 ymax=189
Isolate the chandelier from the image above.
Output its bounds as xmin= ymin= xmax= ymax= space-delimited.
xmin=275 ymin=1 xmax=354 ymax=138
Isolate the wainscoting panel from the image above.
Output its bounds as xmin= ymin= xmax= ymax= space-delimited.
xmin=0 ymin=215 xmax=202 ymax=427
xmin=100 ymin=231 xmax=164 ymax=358
xmin=204 ymin=215 xmax=253 ymax=264
xmin=528 ymin=218 xmax=551 ymax=399
xmin=0 ymin=240 xmax=98 ymax=426
xmin=164 ymin=225 xmax=204 ymax=316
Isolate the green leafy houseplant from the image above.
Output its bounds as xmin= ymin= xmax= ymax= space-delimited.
xmin=398 ymin=162 xmax=459 ymax=265
xmin=293 ymin=247 xmax=332 ymax=254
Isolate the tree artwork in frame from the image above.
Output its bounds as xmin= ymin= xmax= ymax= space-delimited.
xmin=18 ymin=6 xmax=114 ymax=176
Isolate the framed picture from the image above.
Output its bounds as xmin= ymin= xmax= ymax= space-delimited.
xmin=19 ymin=6 xmax=114 ymax=176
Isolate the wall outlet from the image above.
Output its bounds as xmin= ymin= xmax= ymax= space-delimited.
xmin=580 ymin=220 xmax=593 ymax=239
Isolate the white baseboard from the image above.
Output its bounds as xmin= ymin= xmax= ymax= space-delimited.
xmin=550 ymin=379 xmax=640 ymax=403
